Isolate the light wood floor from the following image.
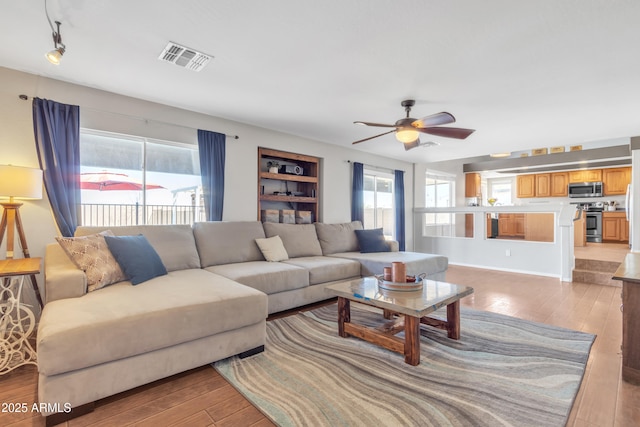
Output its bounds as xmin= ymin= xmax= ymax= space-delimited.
xmin=2 ymin=262 xmax=639 ymax=426
xmin=575 ymin=241 xmax=630 ymax=263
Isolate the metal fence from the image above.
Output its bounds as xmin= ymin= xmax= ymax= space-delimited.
xmin=81 ymin=203 xmax=207 ymax=226
xmin=363 ymin=208 xmax=394 ymax=238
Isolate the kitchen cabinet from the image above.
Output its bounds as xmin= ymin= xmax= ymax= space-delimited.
xmin=516 ymin=175 xmax=535 ymax=198
xmin=517 ymin=172 xmax=569 ymax=198
xmin=550 ymin=172 xmax=569 ymax=197
xmin=574 ymin=210 xmax=586 ymax=247
xmin=465 ymin=173 xmax=481 ymax=198
xmin=498 ymin=213 xmax=525 ymax=237
xmin=465 ymin=213 xmax=474 ymax=238
xmin=569 ymin=169 xmax=602 ymax=183
xmin=535 ymin=174 xmax=551 ymax=197
xmin=602 ymin=211 xmax=629 ymax=242
xmin=258 ymin=147 xmax=319 ymax=222
xmin=603 ymin=167 xmax=631 ymax=195
xmin=486 ymin=214 xmax=492 ymax=238
xmin=524 ymin=213 xmax=555 ymax=242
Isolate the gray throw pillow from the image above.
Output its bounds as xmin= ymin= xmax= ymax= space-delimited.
xmin=263 ymin=223 xmax=323 ymax=258
xmin=314 ymin=221 xmax=363 ymax=254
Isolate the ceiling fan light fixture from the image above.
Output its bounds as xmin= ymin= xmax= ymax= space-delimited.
xmin=396 ymin=128 xmax=419 ymax=143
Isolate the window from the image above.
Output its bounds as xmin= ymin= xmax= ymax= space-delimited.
xmin=423 ymin=171 xmax=466 ymax=237
xmin=488 ymin=178 xmax=513 ymax=206
xmin=80 ymin=130 xmax=204 ymax=226
xmin=425 ymin=174 xmax=454 ymax=207
xmin=424 ymin=171 xmax=455 ymax=224
xmin=363 ymin=169 xmax=394 ymax=239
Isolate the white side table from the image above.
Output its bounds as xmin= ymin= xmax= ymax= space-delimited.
xmin=0 ymin=257 xmax=40 ymax=374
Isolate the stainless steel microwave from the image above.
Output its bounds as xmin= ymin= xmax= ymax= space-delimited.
xmin=568 ymin=181 xmax=603 ymax=198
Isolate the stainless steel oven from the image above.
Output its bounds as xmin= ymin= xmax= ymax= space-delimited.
xmin=585 ymin=210 xmax=602 ymax=243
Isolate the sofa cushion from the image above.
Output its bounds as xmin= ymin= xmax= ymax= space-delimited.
xmin=283 ymin=256 xmax=361 ymax=285
xmin=55 ymin=230 xmax=125 ymax=292
xmin=75 ymin=225 xmax=200 ymax=272
xmin=206 ymin=261 xmax=308 ymax=294
xmin=255 ymin=235 xmax=289 ymax=262
xmin=193 ymin=221 xmax=266 ymax=267
xmin=37 ymin=269 xmax=267 ymax=376
xmin=263 ymin=223 xmax=323 ymax=258
xmin=354 ymin=228 xmax=390 ymax=253
xmin=104 ymin=235 xmax=168 ymax=285
xmin=330 ymin=251 xmax=449 ymax=277
xmin=314 ymin=221 xmax=363 ymax=255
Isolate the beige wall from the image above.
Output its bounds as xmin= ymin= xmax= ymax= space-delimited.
xmin=0 ymin=66 xmax=414 ymax=308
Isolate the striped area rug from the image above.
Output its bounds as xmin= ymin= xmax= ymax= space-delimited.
xmin=214 ymin=303 xmax=595 ymax=427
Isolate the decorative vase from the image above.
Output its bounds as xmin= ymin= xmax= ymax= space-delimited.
xmin=269 ymin=167 xmax=278 ymax=174
xmin=391 ymin=262 xmax=406 ymax=283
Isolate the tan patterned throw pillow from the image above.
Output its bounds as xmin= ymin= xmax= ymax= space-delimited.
xmin=56 ymin=230 xmax=126 ymax=292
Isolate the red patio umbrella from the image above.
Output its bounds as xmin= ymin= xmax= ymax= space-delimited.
xmin=80 ymin=172 xmax=165 ymax=191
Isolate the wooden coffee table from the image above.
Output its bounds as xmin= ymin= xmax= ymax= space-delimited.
xmin=326 ymin=277 xmax=474 ymax=366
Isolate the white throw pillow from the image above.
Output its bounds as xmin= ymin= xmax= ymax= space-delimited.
xmin=255 ymin=235 xmax=289 ymax=262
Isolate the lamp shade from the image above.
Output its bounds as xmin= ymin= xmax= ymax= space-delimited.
xmin=0 ymin=165 xmax=43 ymax=200
xmin=396 ymin=128 xmax=419 ymax=143
xmin=46 ymin=48 xmax=64 ymax=65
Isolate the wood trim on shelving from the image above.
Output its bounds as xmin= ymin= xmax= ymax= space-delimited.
xmin=259 ymin=147 xmax=319 ymax=163
xmin=260 ymin=172 xmax=317 ymax=183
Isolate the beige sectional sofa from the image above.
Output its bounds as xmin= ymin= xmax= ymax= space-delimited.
xmin=37 ymin=220 xmax=447 ymax=422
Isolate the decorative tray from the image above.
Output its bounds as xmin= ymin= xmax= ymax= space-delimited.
xmin=375 ymin=274 xmax=425 ymax=291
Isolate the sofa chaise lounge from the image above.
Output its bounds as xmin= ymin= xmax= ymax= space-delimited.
xmin=37 ymin=220 xmax=448 ymax=423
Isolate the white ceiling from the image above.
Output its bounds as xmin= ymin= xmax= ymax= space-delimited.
xmin=2 ymin=0 xmax=640 ymax=163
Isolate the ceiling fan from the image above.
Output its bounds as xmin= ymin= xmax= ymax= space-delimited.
xmin=352 ymin=99 xmax=475 ymax=151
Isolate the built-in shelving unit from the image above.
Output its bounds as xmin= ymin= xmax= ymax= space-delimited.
xmin=257 ymin=147 xmax=319 ymax=222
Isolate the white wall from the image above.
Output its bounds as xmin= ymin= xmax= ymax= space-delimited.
xmin=0 ymin=66 xmax=414 ymax=308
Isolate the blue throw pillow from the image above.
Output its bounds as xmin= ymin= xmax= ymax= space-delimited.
xmin=104 ymin=234 xmax=167 ymax=285
xmin=354 ymin=228 xmax=390 ymax=253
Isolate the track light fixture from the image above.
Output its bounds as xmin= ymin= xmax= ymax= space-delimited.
xmin=45 ymin=0 xmax=66 ymax=64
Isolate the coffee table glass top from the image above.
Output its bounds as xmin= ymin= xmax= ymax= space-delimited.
xmin=326 ymin=277 xmax=474 ymax=317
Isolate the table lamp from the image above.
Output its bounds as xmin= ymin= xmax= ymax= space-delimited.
xmin=0 ymin=165 xmax=43 ymax=258
xmin=0 ymin=165 xmax=44 ymax=306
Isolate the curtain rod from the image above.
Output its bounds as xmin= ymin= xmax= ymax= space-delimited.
xmin=19 ymin=94 xmax=239 ymax=139
xmin=346 ymin=160 xmax=403 ymax=174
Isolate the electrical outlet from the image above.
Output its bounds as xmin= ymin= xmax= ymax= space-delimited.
xmin=506 ymin=249 xmax=511 ymax=257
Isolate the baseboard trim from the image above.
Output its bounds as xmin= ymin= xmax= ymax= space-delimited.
xmin=448 ymin=262 xmax=562 ymax=280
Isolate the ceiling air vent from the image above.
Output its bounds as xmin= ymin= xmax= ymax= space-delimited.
xmin=158 ymin=42 xmax=212 ymax=72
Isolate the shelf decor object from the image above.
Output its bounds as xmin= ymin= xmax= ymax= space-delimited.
xmin=532 ymin=148 xmax=548 ymax=156
xmin=0 ymin=165 xmax=44 ymax=307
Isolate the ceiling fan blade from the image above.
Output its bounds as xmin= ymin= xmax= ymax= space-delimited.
xmin=404 ymin=138 xmax=421 ymax=151
xmin=352 ymin=129 xmax=396 ymax=145
xmin=353 ymin=121 xmax=396 ymax=128
xmin=417 ymin=126 xmax=475 ymax=139
xmin=412 ymin=112 xmax=455 ymax=128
